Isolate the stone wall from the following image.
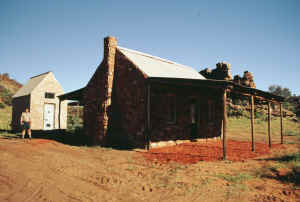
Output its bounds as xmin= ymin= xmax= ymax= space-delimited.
xmin=84 ymin=37 xmax=224 ymax=148
xmin=149 ymin=84 xmax=223 ymax=143
xmin=83 ymin=37 xmax=117 ymax=146
xmin=109 ymin=49 xmax=148 ymax=148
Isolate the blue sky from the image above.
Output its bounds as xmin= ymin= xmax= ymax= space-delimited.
xmin=1 ymin=0 xmax=299 ymax=95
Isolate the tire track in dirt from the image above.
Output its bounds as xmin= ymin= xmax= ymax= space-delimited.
xmin=22 ymin=183 xmax=46 ymax=202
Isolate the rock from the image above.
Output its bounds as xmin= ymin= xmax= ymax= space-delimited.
xmin=199 ymin=62 xmax=232 ymax=80
xmin=233 ymin=71 xmax=256 ymax=88
xmin=212 ymin=62 xmax=233 ymax=80
xmin=199 ymin=68 xmax=212 ymax=79
xmin=233 ymin=75 xmax=242 ymax=85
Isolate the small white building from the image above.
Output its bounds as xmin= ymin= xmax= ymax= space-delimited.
xmin=12 ymin=72 xmax=67 ymax=131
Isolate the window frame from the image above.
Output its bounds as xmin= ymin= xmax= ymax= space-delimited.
xmin=45 ymin=92 xmax=55 ymax=99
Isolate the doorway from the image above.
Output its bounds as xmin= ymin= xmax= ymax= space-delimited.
xmin=44 ymin=103 xmax=55 ymax=130
xmin=190 ymin=100 xmax=199 ymax=139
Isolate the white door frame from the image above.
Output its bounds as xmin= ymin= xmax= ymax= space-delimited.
xmin=43 ymin=103 xmax=55 ymax=130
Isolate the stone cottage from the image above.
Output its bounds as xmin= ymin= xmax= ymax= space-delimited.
xmin=83 ymin=36 xmax=228 ymax=148
xmin=12 ymin=72 xmax=67 ymax=131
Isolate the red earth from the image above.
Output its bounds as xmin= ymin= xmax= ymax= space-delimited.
xmin=142 ymin=140 xmax=284 ymax=164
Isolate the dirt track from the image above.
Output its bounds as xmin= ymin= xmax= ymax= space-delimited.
xmin=0 ymin=137 xmax=299 ymax=202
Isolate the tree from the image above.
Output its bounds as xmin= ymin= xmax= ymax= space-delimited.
xmin=268 ymin=85 xmax=292 ymax=98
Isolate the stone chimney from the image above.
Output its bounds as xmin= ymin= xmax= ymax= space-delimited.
xmin=100 ymin=36 xmax=117 ymax=144
xmin=104 ymin=36 xmax=117 ymax=65
xmin=84 ymin=36 xmax=118 ymax=146
xmin=103 ymin=36 xmax=117 ymax=98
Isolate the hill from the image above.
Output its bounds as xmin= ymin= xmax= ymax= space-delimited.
xmin=0 ymin=73 xmax=22 ymax=108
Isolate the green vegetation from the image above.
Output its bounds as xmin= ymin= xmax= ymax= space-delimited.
xmin=253 ymin=153 xmax=300 ymax=187
xmin=0 ymin=85 xmax=13 ymax=106
xmin=254 ymin=126 xmax=300 ymax=187
xmin=0 ymin=106 xmax=11 ymax=130
xmin=67 ymin=115 xmax=83 ymax=132
xmin=268 ymin=85 xmax=292 ymax=98
xmin=228 ymin=115 xmax=300 ymax=187
xmin=227 ymin=106 xmax=247 ymax=118
xmin=216 ymin=173 xmax=253 ymax=183
xmin=268 ymin=84 xmax=300 ymax=117
xmin=228 ymin=116 xmax=299 ymax=139
xmin=0 ymin=103 xmax=5 ymax=109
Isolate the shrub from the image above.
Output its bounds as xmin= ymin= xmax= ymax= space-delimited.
xmin=67 ymin=115 xmax=83 ymax=131
xmin=0 ymin=85 xmax=13 ymax=105
xmin=227 ymin=106 xmax=247 ymax=118
xmin=255 ymin=111 xmax=265 ymax=120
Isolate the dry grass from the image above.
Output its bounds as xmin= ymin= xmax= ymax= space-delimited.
xmin=227 ymin=116 xmax=300 ymax=143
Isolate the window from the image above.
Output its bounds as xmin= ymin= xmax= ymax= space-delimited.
xmin=45 ymin=92 xmax=55 ymax=99
xmin=167 ymin=94 xmax=176 ymax=123
xmin=190 ymin=100 xmax=199 ymax=124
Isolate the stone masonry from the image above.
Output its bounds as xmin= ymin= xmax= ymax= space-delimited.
xmin=84 ymin=37 xmax=223 ymax=148
xmin=83 ymin=37 xmax=117 ymax=145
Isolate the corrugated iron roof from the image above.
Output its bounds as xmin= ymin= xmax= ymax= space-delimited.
xmin=117 ymin=47 xmax=206 ymax=80
xmin=12 ymin=72 xmax=51 ymax=98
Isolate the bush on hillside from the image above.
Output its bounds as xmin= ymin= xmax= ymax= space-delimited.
xmin=0 ymin=85 xmax=13 ymax=105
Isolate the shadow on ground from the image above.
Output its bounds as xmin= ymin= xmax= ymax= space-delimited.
xmin=0 ymin=129 xmax=134 ymax=150
xmin=257 ymin=153 xmax=300 ymax=186
xmin=0 ymin=129 xmax=87 ymax=146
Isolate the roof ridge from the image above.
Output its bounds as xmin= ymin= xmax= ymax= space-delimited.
xmin=13 ymin=72 xmax=51 ymax=98
xmin=30 ymin=71 xmax=51 ymax=79
xmin=117 ymin=46 xmax=196 ymax=72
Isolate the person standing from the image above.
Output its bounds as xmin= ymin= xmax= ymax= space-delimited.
xmin=20 ymin=108 xmax=31 ymax=139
